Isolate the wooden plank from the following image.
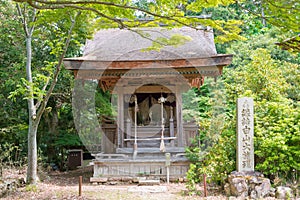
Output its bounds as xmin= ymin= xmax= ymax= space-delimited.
xmin=126 ymin=127 xmax=169 ymax=138
xmin=116 ymin=147 xmax=185 ymax=153
xmin=124 ymin=137 xmax=177 ymax=141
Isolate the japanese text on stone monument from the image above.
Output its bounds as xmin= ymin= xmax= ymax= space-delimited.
xmin=237 ymin=97 xmax=254 ymax=172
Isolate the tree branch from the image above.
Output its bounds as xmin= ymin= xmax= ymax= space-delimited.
xmin=264 ymin=0 xmax=300 ymax=11
xmin=15 ymin=0 xmax=201 ymax=30
xmin=28 ymin=8 xmax=38 ymax=35
xmin=35 ymin=11 xmax=81 ymax=121
xmin=35 ymin=76 xmax=50 ymax=110
xmin=16 ymin=3 xmax=29 ymax=37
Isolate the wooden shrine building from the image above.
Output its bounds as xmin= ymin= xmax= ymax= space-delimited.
xmin=63 ymin=27 xmax=232 ymax=181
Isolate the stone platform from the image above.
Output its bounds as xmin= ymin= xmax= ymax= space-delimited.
xmin=90 ymin=150 xmax=189 ymax=183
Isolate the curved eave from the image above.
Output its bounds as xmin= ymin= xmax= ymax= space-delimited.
xmin=63 ymin=54 xmax=233 ymax=71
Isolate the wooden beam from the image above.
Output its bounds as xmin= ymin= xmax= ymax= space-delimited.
xmin=64 ymin=54 xmax=233 ymax=70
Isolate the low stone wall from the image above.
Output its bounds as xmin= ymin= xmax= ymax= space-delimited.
xmin=224 ymin=171 xmax=271 ymax=199
xmin=224 ymin=171 xmax=297 ymax=199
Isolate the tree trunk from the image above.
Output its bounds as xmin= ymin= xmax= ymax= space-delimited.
xmin=25 ymin=35 xmax=39 ymax=184
xmin=27 ymin=118 xmax=38 ymax=184
xmin=16 ymin=7 xmax=80 ymax=184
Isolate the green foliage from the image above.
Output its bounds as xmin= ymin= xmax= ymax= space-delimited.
xmin=53 ymin=133 xmax=82 ymax=148
xmin=0 ymin=142 xmax=27 ymax=179
xmin=25 ymin=184 xmax=38 ymax=192
xmin=186 ymin=126 xmax=236 ymax=190
xmin=261 ymin=0 xmax=300 ymax=33
xmin=182 ymin=88 xmax=202 ymax=122
xmin=0 ymin=1 xmax=95 ymax=173
xmin=95 ymin=88 xmax=116 ymax=119
xmin=185 ymin=78 xmax=236 ymax=192
xmin=255 ymin=101 xmax=300 ymax=176
xmin=185 ymin=163 xmax=201 ymax=195
xmin=186 ymin=28 xmax=299 ymax=192
xmin=13 ymin=0 xmax=245 ymax=44
xmin=223 ymin=31 xmax=300 ymax=182
xmin=0 ymin=0 xmax=28 ymax=143
xmin=143 ymin=34 xmax=192 ymax=52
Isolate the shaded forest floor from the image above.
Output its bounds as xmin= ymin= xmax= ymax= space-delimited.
xmin=1 ymin=166 xmax=276 ymax=200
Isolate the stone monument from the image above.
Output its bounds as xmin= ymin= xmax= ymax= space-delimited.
xmin=225 ymin=97 xmax=271 ymax=199
xmin=236 ymin=97 xmax=254 ymax=172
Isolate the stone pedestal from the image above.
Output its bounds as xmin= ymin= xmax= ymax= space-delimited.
xmin=225 ymin=171 xmax=271 ymax=199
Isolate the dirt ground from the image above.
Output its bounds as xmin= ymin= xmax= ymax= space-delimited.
xmin=1 ymin=166 xmax=229 ymax=200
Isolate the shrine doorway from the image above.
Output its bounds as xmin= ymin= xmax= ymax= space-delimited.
xmin=122 ymin=84 xmax=177 ymax=149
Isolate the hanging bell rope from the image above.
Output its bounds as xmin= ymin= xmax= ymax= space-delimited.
xmin=159 ymin=95 xmax=166 ymax=152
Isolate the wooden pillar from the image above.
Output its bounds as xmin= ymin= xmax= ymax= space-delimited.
xmin=176 ymin=85 xmax=184 ymax=147
xmin=126 ymin=118 xmax=131 ymax=147
xmin=117 ymin=89 xmax=124 ymax=148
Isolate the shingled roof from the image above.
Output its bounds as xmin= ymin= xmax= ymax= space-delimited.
xmin=81 ymin=27 xmax=217 ymax=61
xmin=64 ymin=27 xmax=232 ymax=68
xmin=63 ymin=27 xmax=232 ymax=90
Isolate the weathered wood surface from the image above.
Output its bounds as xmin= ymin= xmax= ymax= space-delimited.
xmin=116 ymin=147 xmax=185 ymax=154
xmin=127 ymin=126 xmax=170 ymax=138
xmin=124 ymin=137 xmax=176 ymax=141
xmin=64 ymin=55 xmax=233 ymax=70
xmin=92 ymin=160 xmax=190 ymax=178
xmin=101 ymin=124 xmax=117 ymax=154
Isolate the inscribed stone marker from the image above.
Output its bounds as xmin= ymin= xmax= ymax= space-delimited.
xmin=237 ymin=97 xmax=254 ymax=172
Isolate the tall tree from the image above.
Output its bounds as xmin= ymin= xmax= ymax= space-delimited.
xmin=11 ymin=0 xmax=247 ymax=185
xmin=8 ymin=3 xmax=94 ymax=184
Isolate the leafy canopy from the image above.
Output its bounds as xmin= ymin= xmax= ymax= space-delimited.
xmin=12 ymin=0 xmax=245 ymax=43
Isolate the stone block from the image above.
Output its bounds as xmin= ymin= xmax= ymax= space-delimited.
xmin=230 ymin=177 xmax=248 ymax=197
xmin=224 ymin=183 xmax=231 ymax=196
xmin=121 ymin=177 xmax=133 ymax=182
xmin=227 ymin=171 xmax=271 ymax=199
xmin=276 ymin=186 xmax=293 ymax=199
xmin=269 ymin=187 xmax=276 ymax=197
xmin=90 ymin=177 xmax=108 ymax=183
xmin=138 ymin=180 xmax=160 ymax=186
xmin=132 ymin=177 xmax=139 ymax=183
xmin=108 ymin=177 xmax=121 ymax=182
xmin=178 ymin=178 xmax=184 ymax=183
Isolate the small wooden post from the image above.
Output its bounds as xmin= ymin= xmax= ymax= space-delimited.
xmin=79 ymin=176 xmax=82 ymax=196
xmin=203 ymin=174 xmax=207 ymax=197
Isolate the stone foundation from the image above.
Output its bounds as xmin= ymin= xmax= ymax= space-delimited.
xmin=225 ymin=171 xmax=271 ymax=199
xmin=90 ymin=158 xmax=190 ymax=184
